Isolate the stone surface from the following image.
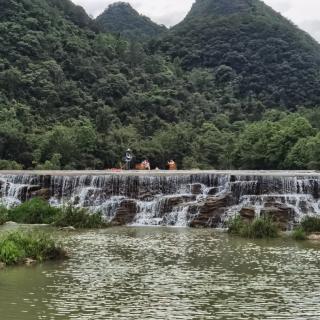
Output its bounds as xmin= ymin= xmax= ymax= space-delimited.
xmin=188 ymin=184 xmax=203 ymax=195
xmin=30 ymin=188 xmax=51 ymax=200
xmin=112 ymin=200 xmax=138 ymax=225
xmin=190 ymin=194 xmax=232 ymax=228
xmin=59 ymin=226 xmax=76 ymax=231
xmin=24 ymin=258 xmax=37 ymax=266
xmin=260 ymin=202 xmax=294 ymax=230
xmin=240 ymin=207 xmax=256 ymax=222
xmin=160 ymin=195 xmax=196 ymax=215
xmin=0 ymin=262 xmax=5 ymax=269
xmin=307 ymin=233 xmax=320 ymax=241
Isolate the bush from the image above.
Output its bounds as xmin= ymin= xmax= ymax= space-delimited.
xmin=0 ymin=206 xmax=8 ymax=225
xmin=228 ymin=216 xmax=279 ymax=239
xmin=8 ymin=198 xmax=60 ymax=224
xmin=300 ymin=216 xmax=320 ymax=233
xmin=54 ymin=206 xmax=108 ymax=229
xmin=292 ymin=227 xmax=307 ymax=241
xmin=0 ymin=160 xmax=23 ymax=170
xmin=0 ymin=231 xmax=67 ymax=265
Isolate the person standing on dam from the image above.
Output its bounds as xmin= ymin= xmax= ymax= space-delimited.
xmin=124 ymin=149 xmax=134 ymax=170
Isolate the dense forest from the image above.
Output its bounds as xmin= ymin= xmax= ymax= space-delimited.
xmin=1 ymin=0 xmax=320 ymax=170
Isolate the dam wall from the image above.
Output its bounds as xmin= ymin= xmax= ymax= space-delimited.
xmin=1 ymin=171 xmax=320 ymax=229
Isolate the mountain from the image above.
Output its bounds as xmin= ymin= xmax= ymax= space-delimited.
xmin=95 ymin=2 xmax=167 ymax=41
xmin=1 ymin=0 xmax=320 ymax=171
xmin=160 ymin=0 xmax=320 ymax=108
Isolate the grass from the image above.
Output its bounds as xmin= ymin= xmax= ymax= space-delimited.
xmin=291 ymin=227 xmax=307 ymax=241
xmin=53 ymin=206 xmax=109 ymax=229
xmin=0 ymin=206 xmax=8 ymax=225
xmin=300 ymin=216 xmax=320 ymax=234
xmin=228 ymin=215 xmax=279 ymax=239
xmin=6 ymin=198 xmax=109 ymax=229
xmin=8 ymin=198 xmax=60 ymax=224
xmin=0 ymin=230 xmax=67 ymax=266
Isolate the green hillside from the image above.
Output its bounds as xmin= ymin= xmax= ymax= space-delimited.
xmin=160 ymin=0 xmax=320 ymax=108
xmin=95 ymin=2 xmax=167 ymax=41
xmin=1 ymin=0 xmax=320 ymax=171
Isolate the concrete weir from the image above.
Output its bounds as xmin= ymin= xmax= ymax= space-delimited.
xmin=1 ymin=170 xmax=320 ymax=229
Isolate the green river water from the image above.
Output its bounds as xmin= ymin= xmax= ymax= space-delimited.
xmin=1 ymin=226 xmax=320 ymax=319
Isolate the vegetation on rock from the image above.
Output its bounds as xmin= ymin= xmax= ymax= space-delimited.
xmin=0 ymin=206 xmax=8 ymax=225
xmin=228 ymin=215 xmax=279 ymax=239
xmin=8 ymin=198 xmax=60 ymax=224
xmin=5 ymin=198 xmax=108 ymax=229
xmin=291 ymin=227 xmax=307 ymax=241
xmin=0 ymin=231 xmax=67 ymax=266
xmin=299 ymin=216 xmax=320 ymax=234
xmin=53 ymin=206 xmax=109 ymax=229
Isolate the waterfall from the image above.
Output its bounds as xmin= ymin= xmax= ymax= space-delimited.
xmin=1 ymin=172 xmax=320 ymax=228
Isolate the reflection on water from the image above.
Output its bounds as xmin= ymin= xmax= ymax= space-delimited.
xmin=1 ymin=227 xmax=320 ymax=319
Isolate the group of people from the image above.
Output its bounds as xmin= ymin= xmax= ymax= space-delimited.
xmin=123 ymin=149 xmax=176 ymax=171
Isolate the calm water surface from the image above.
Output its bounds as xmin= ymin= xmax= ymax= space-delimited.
xmin=1 ymin=226 xmax=320 ymax=319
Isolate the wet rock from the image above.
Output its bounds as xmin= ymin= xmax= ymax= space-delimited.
xmin=59 ymin=226 xmax=76 ymax=231
xmin=24 ymin=258 xmax=36 ymax=266
xmin=4 ymin=221 xmax=18 ymax=226
xmin=188 ymin=184 xmax=203 ymax=195
xmin=112 ymin=200 xmax=138 ymax=225
xmin=30 ymin=188 xmax=51 ymax=200
xmin=307 ymin=233 xmax=320 ymax=241
xmin=0 ymin=262 xmax=5 ymax=269
xmin=240 ymin=207 xmax=256 ymax=222
xmin=190 ymin=194 xmax=232 ymax=228
xmin=138 ymin=192 xmax=155 ymax=201
xmin=27 ymin=185 xmax=42 ymax=193
xmin=260 ymin=203 xmax=294 ymax=230
xmin=207 ymin=187 xmax=220 ymax=196
xmin=160 ymin=195 xmax=196 ymax=215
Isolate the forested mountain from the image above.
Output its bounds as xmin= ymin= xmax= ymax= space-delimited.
xmin=1 ymin=0 xmax=320 ymax=171
xmin=160 ymin=0 xmax=320 ymax=108
xmin=95 ymin=2 xmax=167 ymax=41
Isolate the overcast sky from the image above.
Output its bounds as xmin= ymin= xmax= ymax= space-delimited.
xmin=73 ymin=0 xmax=320 ymax=42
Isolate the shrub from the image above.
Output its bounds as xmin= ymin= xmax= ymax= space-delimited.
xmin=54 ymin=206 xmax=108 ymax=229
xmin=227 ymin=215 xmax=244 ymax=235
xmin=300 ymin=216 xmax=320 ymax=233
xmin=228 ymin=215 xmax=279 ymax=239
xmin=8 ymin=198 xmax=60 ymax=224
xmin=0 ymin=231 xmax=67 ymax=265
xmin=0 ymin=206 xmax=8 ymax=225
xmin=292 ymin=227 xmax=307 ymax=241
xmin=0 ymin=160 xmax=23 ymax=170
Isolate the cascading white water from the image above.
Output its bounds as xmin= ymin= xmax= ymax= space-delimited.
xmin=1 ymin=172 xmax=320 ymax=228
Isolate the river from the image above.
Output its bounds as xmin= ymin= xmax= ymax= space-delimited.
xmin=1 ymin=226 xmax=320 ymax=319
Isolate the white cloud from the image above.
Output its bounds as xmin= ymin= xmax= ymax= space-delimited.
xmin=73 ymin=0 xmax=320 ymax=41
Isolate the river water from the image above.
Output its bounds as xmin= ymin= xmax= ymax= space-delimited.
xmin=1 ymin=226 xmax=320 ymax=319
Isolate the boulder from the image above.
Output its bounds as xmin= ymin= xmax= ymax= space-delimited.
xmin=0 ymin=262 xmax=5 ymax=269
xmin=240 ymin=207 xmax=256 ymax=222
xmin=59 ymin=226 xmax=76 ymax=231
xmin=160 ymin=195 xmax=196 ymax=215
xmin=307 ymin=233 xmax=320 ymax=241
xmin=260 ymin=202 xmax=294 ymax=230
xmin=190 ymin=194 xmax=232 ymax=228
xmin=112 ymin=200 xmax=138 ymax=225
xmin=30 ymin=188 xmax=51 ymax=200
xmin=207 ymin=187 xmax=220 ymax=196
xmin=188 ymin=184 xmax=203 ymax=195
xmin=24 ymin=258 xmax=37 ymax=266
